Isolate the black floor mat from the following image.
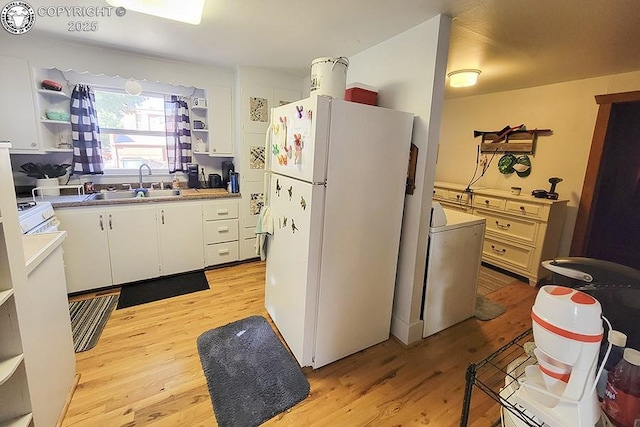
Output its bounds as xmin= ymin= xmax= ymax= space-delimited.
xmin=117 ymin=270 xmax=209 ymax=309
xmin=197 ymin=316 xmax=310 ymax=426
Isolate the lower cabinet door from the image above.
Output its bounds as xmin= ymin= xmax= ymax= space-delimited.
xmin=158 ymin=203 xmax=204 ymax=276
xmin=108 ymin=207 xmax=160 ymax=285
xmin=56 ymin=208 xmax=112 ymax=293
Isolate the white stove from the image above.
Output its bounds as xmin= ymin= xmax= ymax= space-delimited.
xmin=17 ymin=201 xmax=59 ymax=234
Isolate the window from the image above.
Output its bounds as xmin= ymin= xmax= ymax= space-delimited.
xmin=94 ymin=89 xmax=168 ymax=171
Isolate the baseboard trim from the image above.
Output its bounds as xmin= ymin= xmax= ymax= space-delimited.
xmin=57 ymin=373 xmax=81 ymax=427
xmin=391 ymin=314 xmax=423 ymax=345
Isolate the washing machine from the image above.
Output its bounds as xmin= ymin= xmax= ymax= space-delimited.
xmin=422 ymin=203 xmax=486 ymax=338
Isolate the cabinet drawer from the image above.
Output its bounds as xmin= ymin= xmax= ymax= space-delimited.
xmin=241 ymin=226 xmax=256 ymax=240
xmin=205 ymin=241 xmax=239 ymax=266
xmin=202 ymin=201 xmax=238 ymax=220
xmin=505 ymin=200 xmax=545 ymax=219
xmin=204 ymin=219 xmax=238 ymax=244
xmin=474 ymin=195 xmax=506 ymax=210
xmin=477 ymin=209 xmax=539 ymax=245
xmin=482 ymin=236 xmax=533 ymax=271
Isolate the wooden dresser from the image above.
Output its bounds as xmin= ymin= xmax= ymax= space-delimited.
xmin=433 ymin=182 xmax=568 ymax=286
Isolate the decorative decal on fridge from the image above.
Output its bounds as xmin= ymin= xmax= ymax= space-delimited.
xmin=291 ymin=219 xmax=298 ymax=233
xmin=288 ymin=186 xmax=293 ymax=200
xmin=275 ymin=179 xmax=281 ymax=196
xmin=300 ymin=196 xmax=306 ymax=210
xmin=293 ymin=133 xmax=303 ymax=164
xmin=295 ymin=105 xmax=304 ymax=118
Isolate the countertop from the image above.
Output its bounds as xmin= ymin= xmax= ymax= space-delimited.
xmin=23 ymin=231 xmax=66 ymax=275
xmin=36 ymin=188 xmax=240 ymax=208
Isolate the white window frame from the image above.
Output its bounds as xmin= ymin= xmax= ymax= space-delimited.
xmin=94 ymin=87 xmax=170 ymax=175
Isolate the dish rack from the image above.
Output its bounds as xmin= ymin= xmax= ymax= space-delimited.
xmin=460 ymin=328 xmax=545 ymax=427
xmin=31 ymin=184 xmax=84 ymax=199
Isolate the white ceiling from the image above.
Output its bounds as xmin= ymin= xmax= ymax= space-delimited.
xmin=26 ymin=0 xmax=640 ymax=99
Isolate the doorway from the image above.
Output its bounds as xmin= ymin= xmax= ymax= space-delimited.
xmin=571 ymin=91 xmax=640 ymax=270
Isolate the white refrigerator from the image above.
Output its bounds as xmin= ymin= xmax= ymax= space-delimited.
xmin=264 ymin=95 xmax=414 ymax=369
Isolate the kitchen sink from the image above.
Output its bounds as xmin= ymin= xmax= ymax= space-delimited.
xmin=89 ymin=189 xmax=181 ymax=200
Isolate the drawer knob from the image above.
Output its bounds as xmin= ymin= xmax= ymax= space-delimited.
xmin=218 ymin=249 xmax=229 ymax=255
xmin=491 ymin=245 xmax=506 ymax=255
xmin=217 ymin=209 xmax=229 ymax=215
xmin=217 ymin=226 xmax=229 ymax=233
xmin=495 ymin=221 xmax=511 ymax=230
xmin=520 ymin=206 xmax=525 ymax=211
xmin=485 ymin=199 xmax=490 ymax=204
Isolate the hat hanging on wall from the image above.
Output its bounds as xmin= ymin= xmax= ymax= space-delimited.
xmin=513 ymin=155 xmax=531 ymax=177
xmin=498 ymin=153 xmax=516 ymax=174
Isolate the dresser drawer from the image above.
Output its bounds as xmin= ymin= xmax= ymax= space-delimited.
xmin=202 ymin=201 xmax=238 ymax=220
xmin=204 ymin=219 xmax=239 ymax=244
xmin=476 ymin=209 xmax=539 ymax=245
xmin=505 ymin=200 xmax=545 ymax=219
xmin=433 ymin=187 xmax=448 ymax=200
xmin=474 ymin=194 xmax=506 ymax=210
xmin=205 ymin=241 xmax=239 ymax=266
xmin=447 ymin=190 xmax=471 ymax=204
xmin=482 ymin=236 xmax=533 ymax=271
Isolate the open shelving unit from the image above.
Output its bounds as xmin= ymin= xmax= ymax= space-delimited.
xmin=0 ymin=143 xmax=33 ymax=426
xmin=33 ymin=70 xmax=74 ymax=151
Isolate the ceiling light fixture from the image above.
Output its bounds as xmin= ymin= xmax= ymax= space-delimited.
xmin=447 ymin=69 xmax=481 ymax=88
xmin=106 ymin=0 xmax=206 ymax=25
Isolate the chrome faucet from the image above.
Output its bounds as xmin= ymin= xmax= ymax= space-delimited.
xmin=138 ymin=163 xmax=151 ymax=189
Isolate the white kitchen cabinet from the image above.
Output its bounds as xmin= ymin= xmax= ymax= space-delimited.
xmin=202 ymin=200 xmax=239 ymax=266
xmin=433 ymin=181 xmax=568 ymax=285
xmin=0 ymin=143 xmax=33 ymax=425
xmin=56 ymin=205 xmax=160 ymax=292
xmin=55 ymin=208 xmax=112 ymax=293
xmin=21 ymin=238 xmax=75 ymax=427
xmin=157 ymin=202 xmax=204 ymax=276
xmin=107 ymin=207 xmax=160 ymax=285
xmin=237 ymin=84 xmax=300 ymax=261
xmin=208 ymin=86 xmax=234 ymax=156
xmin=0 ymin=56 xmax=39 ymax=151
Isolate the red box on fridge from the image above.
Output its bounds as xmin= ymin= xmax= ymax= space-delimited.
xmin=345 ymin=83 xmax=378 ymax=106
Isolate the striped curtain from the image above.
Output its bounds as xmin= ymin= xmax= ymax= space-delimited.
xmin=70 ymin=84 xmax=104 ymax=175
xmin=165 ymin=95 xmax=192 ymax=173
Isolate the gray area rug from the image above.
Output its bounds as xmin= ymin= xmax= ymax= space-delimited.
xmin=474 ymin=295 xmax=506 ymax=321
xmin=197 ymin=315 xmax=310 ymax=427
xmin=68 ymin=295 xmax=118 ymax=352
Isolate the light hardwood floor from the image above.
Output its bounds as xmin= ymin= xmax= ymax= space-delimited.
xmin=62 ymin=260 xmax=537 ymax=426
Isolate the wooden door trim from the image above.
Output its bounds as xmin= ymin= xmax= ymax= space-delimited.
xmin=570 ymin=91 xmax=640 ymax=255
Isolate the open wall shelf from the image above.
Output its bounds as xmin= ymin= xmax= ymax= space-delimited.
xmin=476 ymin=129 xmax=552 ymax=154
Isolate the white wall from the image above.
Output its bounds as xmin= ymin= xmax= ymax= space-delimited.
xmin=437 ymin=71 xmax=640 ymax=256
xmin=0 ymin=33 xmax=234 ymax=91
xmin=348 ymin=15 xmax=451 ymax=345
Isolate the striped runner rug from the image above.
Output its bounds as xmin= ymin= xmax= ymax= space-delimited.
xmin=68 ymin=295 xmax=118 ymax=352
